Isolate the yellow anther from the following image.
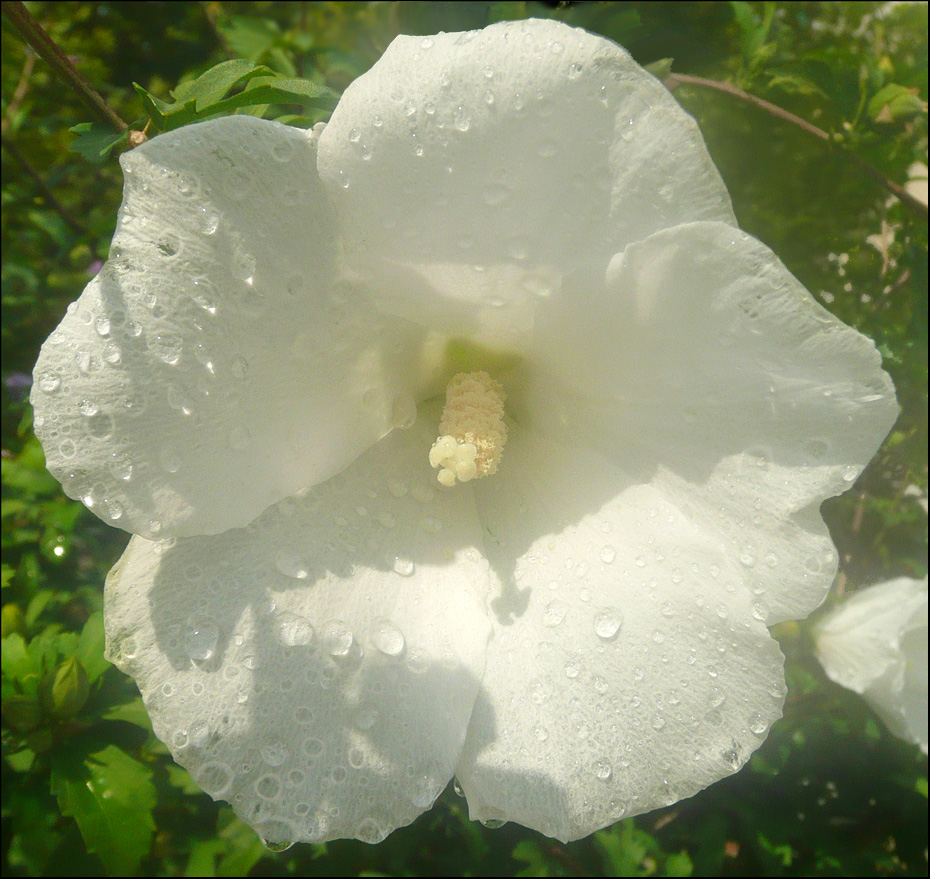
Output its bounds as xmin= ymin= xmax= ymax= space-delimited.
xmin=429 ymin=372 xmax=507 ymax=486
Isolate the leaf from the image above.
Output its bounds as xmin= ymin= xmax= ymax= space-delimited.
xmin=204 ymin=77 xmax=337 ymax=116
xmin=51 ymin=739 xmax=157 ymax=876
xmin=135 ymin=76 xmax=336 ymax=133
xmin=172 ymin=59 xmax=271 ymax=107
xmin=2 ymin=632 xmax=40 ymax=686
xmin=68 ymin=123 xmax=130 ymax=165
xmin=102 ymin=695 xmax=153 ymax=731
xmin=218 ymin=16 xmax=280 ymax=61
xmin=665 ymin=852 xmax=695 ymax=877
xmin=77 ymin=612 xmax=109 ymax=683
xmin=868 ymin=83 xmax=926 ymax=122
xmin=767 ymin=73 xmax=828 ymax=99
xmin=645 ymin=58 xmax=674 ymax=80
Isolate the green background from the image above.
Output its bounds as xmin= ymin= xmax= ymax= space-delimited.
xmin=2 ymin=2 xmax=927 ymax=876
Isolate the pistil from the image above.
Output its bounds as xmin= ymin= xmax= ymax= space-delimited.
xmin=429 ymin=372 xmax=507 ymax=486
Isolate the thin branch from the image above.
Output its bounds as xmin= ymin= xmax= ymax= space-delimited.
xmin=2 ymin=49 xmax=36 ymax=135
xmin=1 ymin=133 xmax=86 ymax=234
xmin=666 ymin=72 xmax=928 ymax=219
xmin=2 ymin=1 xmax=127 ymax=133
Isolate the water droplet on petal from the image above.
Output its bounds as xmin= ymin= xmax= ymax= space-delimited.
xmin=184 ymin=622 xmax=218 ymax=661
xmin=594 ymin=608 xmax=623 ymax=640
xmin=372 ymin=619 xmax=405 ymax=656
xmin=323 ymin=620 xmax=354 ymax=656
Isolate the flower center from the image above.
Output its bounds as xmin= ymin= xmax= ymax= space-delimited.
xmin=428 ymin=371 xmax=507 ymax=487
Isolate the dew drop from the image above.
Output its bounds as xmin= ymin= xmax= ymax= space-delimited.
xmin=275 ymin=612 xmax=314 ymax=647
xmin=38 ymin=372 xmax=61 ymax=394
xmin=600 ymin=545 xmax=616 ymax=564
xmin=261 ymin=741 xmax=289 ymax=766
xmin=594 ymin=607 xmax=623 ymax=640
xmin=542 ymin=599 xmax=568 ymax=627
xmin=595 ymin=759 xmax=612 ymax=780
xmin=323 ymin=620 xmax=354 ymax=656
xmin=184 ymin=622 xmax=219 ymax=661
xmin=275 ymin=551 xmax=310 ymax=580
xmin=392 ymin=556 xmax=415 ymax=577
xmin=372 ymin=619 xmax=405 ymax=656
xmin=390 ymin=395 xmax=417 ymax=429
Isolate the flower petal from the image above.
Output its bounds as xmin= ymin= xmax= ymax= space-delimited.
xmin=816 ymin=577 xmax=928 ymax=754
xmin=317 ymin=19 xmax=734 ymax=340
xmin=104 ymin=411 xmax=491 ymax=843
xmin=32 ymin=116 xmax=423 ymax=538
xmin=524 ymin=221 xmax=898 ymax=622
xmin=455 ymin=425 xmax=785 ymax=842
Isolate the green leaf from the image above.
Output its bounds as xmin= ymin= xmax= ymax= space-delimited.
xmin=218 ymin=16 xmax=280 ymax=61
xmin=68 ymin=123 xmax=130 ymax=165
xmin=185 ymin=839 xmax=225 ymax=877
xmin=645 ymin=58 xmax=675 ymax=80
xmin=102 ymin=695 xmax=153 ymax=731
xmin=133 ymin=83 xmax=198 ymax=131
xmin=204 ymin=77 xmax=337 ymax=116
xmin=51 ymin=739 xmax=157 ymax=876
xmin=77 ymin=612 xmax=109 ymax=683
xmin=868 ymin=83 xmax=926 ymax=122
xmin=2 ymin=632 xmax=40 ymax=685
xmin=172 ymin=59 xmax=270 ymax=107
xmin=665 ymin=852 xmax=695 ymax=877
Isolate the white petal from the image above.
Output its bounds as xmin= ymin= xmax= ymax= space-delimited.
xmin=816 ymin=577 xmax=928 ymax=754
xmin=104 ymin=411 xmax=491 ymax=844
xmin=455 ymin=425 xmax=785 ymax=841
xmin=317 ymin=19 xmax=734 ymax=342
xmin=32 ymin=116 xmax=423 ymax=538
xmin=522 ymin=221 xmax=898 ymax=622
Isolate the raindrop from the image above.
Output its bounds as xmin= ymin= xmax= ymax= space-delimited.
xmin=392 ymin=556 xmax=415 ymax=577
xmin=600 ymin=545 xmax=616 ymax=563
xmin=595 ymin=759 xmax=612 ymax=780
xmin=372 ymin=619 xmax=405 ymax=656
xmin=542 ymin=599 xmax=568 ymax=627
xmin=37 ymin=372 xmax=60 ymax=394
xmin=323 ymin=620 xmax=354 ymax=656
xmin=594 ymin=608 xmax=623 ymax=640
xmin=261 ymin=741 xmax=289 ymax=766
xmin=275 ymin=613 xmax=314 ymax=647
xmin=390 ymin=395 xmax=417 ymax=429
xmin=275 ymin=551 xmax=310 ymax=580
xmin=184 ymin=622 xmax=218 ymax=661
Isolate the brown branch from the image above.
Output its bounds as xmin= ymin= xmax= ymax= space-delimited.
xmin=1 ymin=133 xmax=86 ymax=234
xmin=666 ymin=72 xmax=928 ymax=219
xmin=2 ymin=49 xmax=36 ymax=135
xmin=2 ymin=1 xmax=127 ymax=133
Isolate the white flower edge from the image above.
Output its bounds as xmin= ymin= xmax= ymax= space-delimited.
xmin=104 ymin=407 xmax=492 ymax=845
xmin=815 ymin=576 xmax=928 ymax=755
xmin=31 ymin=116 xmax=426 ymax=540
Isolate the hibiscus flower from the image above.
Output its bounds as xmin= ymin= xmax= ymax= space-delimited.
xmin=815 ymin=576 xmax=928 ymax=755
xmin=31 ymin=19 xmax=898 ymax=844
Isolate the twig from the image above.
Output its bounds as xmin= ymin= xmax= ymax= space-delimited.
xmin=666 ymin=72 xmax=928 ymax=219
xmin=2 ymin=49 xmax=36 ymax=135
xmin=2 ymin=1 xmax=127 ymax=133
xmin=0 ymin=133 xmax=86 ymax=233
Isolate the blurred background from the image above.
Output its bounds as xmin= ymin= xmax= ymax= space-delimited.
xmin=1 ymin=2 xmax=927 ymax=876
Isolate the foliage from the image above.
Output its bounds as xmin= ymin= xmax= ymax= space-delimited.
xmin=2 ymin=2 xmax=926 ymax=876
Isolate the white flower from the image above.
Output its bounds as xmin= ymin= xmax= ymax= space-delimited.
xmin=815 ymin=576 xmax=928 ymax=755
xmin=31 ymin=20 xmax=898 ymax=844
